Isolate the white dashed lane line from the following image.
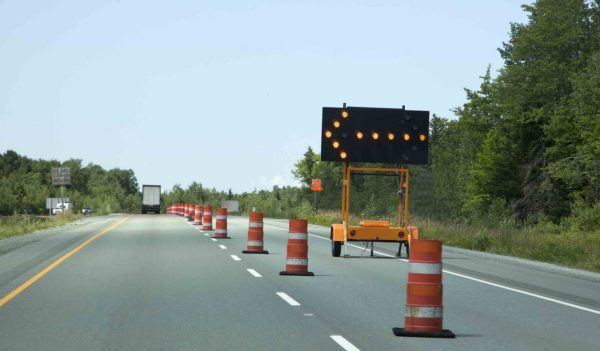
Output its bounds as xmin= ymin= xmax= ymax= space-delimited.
xmin=330 ymin=335 xmax=360 ymax=351
xmin=211 ymin=238 xmax=217 ymax=242
xmin=276 ymin=292 xmax=300 ymax=306
xmin=247 ymin=269 xmax=262 ymax=277
xmin=230 ymin=255 xmax=241 ymax=261
xmin=219 ymin=245 xmax=227 ymax=250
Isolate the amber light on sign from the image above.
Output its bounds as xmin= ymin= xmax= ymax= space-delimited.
xmin=325 ymin=130 xmax=332 ymax=138
xmin=356 ymin=131 xmax=364 ymax=140
xmin=341 ymin=111 xmax=349 ymax=119
xmin=403 ymin=133 xmax=411 ymax=141
xmin=419 ymin=134 xmax=427 ymax=141
xmin=340 ymin=151 xmax=347 ymax=159
xmin=332 ymin=141 xmax=340 ymax=149
xmin=372 ymin=132 xmax=380 ymax=140
xmin=333 ymin=120 xmax=340 ymax=128
xmin=388 ymin=132 xmax=395 ymax=141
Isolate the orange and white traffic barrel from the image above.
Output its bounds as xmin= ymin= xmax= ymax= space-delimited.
xmin=188 ymin=204 xmax=196 ymax=221
xmin=202 ymin=205 xmax=213 ymax=230
xmin=193 ymin=205 xmax=202 ymax=225
xmin=242 ymin=212 xmax=268 ymax=254
xmin=212 ymin=208 xmax=230 ymax=239
xmin=393 ymin=239 xmax=454 ymax=338
xmin=279 ymin=219 xmax=313 ymax=276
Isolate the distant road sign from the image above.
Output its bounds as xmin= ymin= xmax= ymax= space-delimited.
xmin=310 ymin=179 xmax=323 ymax=192
xmin=46 ymin=197 xmax=70 ymax=210
xmin=51 ymin=167 xmax=71 ymax=186
xmin=221 ymin=200 xmax=240 ymax=212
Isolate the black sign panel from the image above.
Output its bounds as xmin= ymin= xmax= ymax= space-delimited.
xmin=321 ymin=106 xmax=429 ymax=164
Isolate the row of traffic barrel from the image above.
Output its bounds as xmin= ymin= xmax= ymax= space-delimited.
xmin=166 ymin=203 xmax=453 ymax=338
xmin=166 ymin=204 xmax=313 ymax=276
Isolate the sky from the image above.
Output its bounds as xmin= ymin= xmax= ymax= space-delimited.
xmin=0 ymin=0 xmax=530 ymax=193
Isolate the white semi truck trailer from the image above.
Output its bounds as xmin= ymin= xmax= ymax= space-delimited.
xmin=142 ymin=184 xmax=161 ymax=214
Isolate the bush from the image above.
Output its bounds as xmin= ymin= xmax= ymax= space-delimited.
xmin=473 ymin=231 xmax=493 ymax=251
xmin=563 ymin=198 xmax=600 ymax=231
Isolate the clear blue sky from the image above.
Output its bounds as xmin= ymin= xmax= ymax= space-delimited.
xmin=0 ymin=0 xmax=529 ymax=193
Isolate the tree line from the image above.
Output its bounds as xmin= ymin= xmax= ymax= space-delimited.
xmin=0 ymin=150 xmax=140 ymax=215
xmin=222 ymin=0 xmax=600 ymax=228
xmin=431 ymin=0 xmax=600 ymax=225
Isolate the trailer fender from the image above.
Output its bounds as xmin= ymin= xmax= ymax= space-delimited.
xmin=331 ymin=223 xmax=344 ymax=242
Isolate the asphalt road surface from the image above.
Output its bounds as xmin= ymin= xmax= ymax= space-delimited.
xmin=1 ymin=214 xmax=599 ymax=350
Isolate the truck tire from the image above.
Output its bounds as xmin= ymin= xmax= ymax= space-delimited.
xmin=331 ymin=240 xmax=342 ymax=257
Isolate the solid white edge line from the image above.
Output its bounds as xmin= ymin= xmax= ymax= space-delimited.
xmin=247 ymin=268 xmax=262 ymax=277
xmin=443 ymin=270 xmax=600 ymax=316
xmin=276 ymin=292 xmax=300 ymax=306
xmin=230 ymin=255 xmax=241 ymax=261
xmin=330 ymin=335 xmax=360 ymax=351
xmin=219 ymin=245 xmax=227 ymax=250
xmin=305 ymin=233 xmax=600 ymax=316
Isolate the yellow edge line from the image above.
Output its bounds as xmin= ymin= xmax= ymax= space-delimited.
xmin=0 ymin=215 xmax=131 ymax=307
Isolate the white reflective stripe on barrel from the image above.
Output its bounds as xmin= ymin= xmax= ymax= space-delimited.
xmin=216 ymin=229 xmax=227 ymax=234
xmin=408 ymin=262 xmax=442 ymax=275
xmin=204 ymin=212 xmax=212 ymax=216
xmin=405 ymin=306 xmax=443 ymax=318
xmin=247 ymin=241 xmax=264 ymax=247
xmin=288 ymin=233 xmax=307 ymax=240
xmin=216 ymin=215 xmax=227 ymax=220
xmin=249 ymin=222 xmax=263 ymax=228
xmin=286 ymin=258 xmax=308 ymax=266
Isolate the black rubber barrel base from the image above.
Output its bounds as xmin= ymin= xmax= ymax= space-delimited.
xmin=392 ymin=328 xmax=455 ymax=338
xmin=242 ymin=250 xmax=269 ymax=254
xmin=211 ymin=236 xmax=231 ymax=239
xmin=279 ymin=271 xmax=315 ymax=276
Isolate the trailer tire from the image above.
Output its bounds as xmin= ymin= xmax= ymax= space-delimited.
xmin=332 ymin=240 xmax=342 ymax=257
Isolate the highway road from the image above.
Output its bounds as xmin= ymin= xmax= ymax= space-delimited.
xmin=1 ymin=214 xmax=599 ymax=350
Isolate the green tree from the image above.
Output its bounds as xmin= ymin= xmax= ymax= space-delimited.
xmin=292 ymin=147 xmax=319 ymax=187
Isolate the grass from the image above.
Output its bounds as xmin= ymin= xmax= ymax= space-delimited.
xmin=0 ymin=213 xmax=81 ymax=240
xmin=301 ymin=210 xmax=600 ymax=273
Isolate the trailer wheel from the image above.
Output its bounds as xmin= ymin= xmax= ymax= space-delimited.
xmin=331 ymin=240 xmax=342 ymax=257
